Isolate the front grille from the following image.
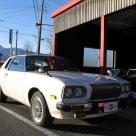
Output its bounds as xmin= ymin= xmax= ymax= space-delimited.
xmin=91 ymin=83 xmax=121 ymax=100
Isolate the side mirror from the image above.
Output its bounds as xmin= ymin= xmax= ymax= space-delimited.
xmin=107 ymin=69 xmax=121 ymax=77
xmin=13 ymin=61 xmax=19 ymax=65
xmin=13 ymin=59 xmax=19 ymax=65
xmin=38 ymin=67 xmax=45 ymax=73
xmin=107 ymin=70 xmax=112 ymax=76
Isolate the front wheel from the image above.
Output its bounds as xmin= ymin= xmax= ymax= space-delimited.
xmin=30 ymin=92 xmax=54 ymax=127
xmin=0 ymin=87 xmax=7 ymax=102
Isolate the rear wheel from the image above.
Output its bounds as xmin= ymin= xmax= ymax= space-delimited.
xmin=30 ymin=92 xmax=54 ymax=127
xmin=0 ymin=87 xmax=7 ymax=102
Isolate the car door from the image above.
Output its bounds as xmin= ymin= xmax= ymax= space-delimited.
xmin=3 ymin=56 xmax=25 ymax=103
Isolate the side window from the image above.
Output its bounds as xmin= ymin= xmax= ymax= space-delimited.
xmin=35 ymin=60 xmax=48 ymax=67
xmin=5 ymin=58 xmax=12 ymax=69
xmin=26 ymin=57 xmax=49 ymax=71
xmin=9 ymin=57 xmax=25 ymax=72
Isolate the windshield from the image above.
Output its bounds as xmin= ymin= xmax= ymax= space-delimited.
xmin=49 ymin=57 xmax=79 ymax=71
xmin=26 ymin=56 xmax=79 ymax=72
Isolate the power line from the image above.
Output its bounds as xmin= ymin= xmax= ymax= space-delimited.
xmin=0 ymin=29 xmax=36 ymax=37
xmin=0 ymin=22 xmax=53 ymax=33
xmin=0 ymin=29 xmax=50 ymax=40
xmin=36 ymin=23 xmax=53 ymax=27
xmin=1 ymin=10 xmax=34 ymax=20
xmin=0 ymin=0 xmax=68 ymax=44
xmin=0 ymin=24 xmax=10 ymax=30
xmin=32 ymin=0 xmax=38 ymax=24
xmin=35 ymin=0 xmax=40 ymax=21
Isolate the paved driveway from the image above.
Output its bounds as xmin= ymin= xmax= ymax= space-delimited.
xmin=0 ymin=99 xmax=136 ymax=136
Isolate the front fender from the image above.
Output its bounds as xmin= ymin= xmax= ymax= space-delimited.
xmin=23 ymin=73 xmax=65 ymax=107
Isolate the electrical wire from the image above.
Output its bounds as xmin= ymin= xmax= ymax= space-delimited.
xmin=32 ymin=0 xmax=38 ymax=24
xmin=35 ymin=0 xmax=40 ymax=21
xmin=0 ymin=0 xmax=68 ymax=49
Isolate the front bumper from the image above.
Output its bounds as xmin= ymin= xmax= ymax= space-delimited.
xmin=56 ymin=98 xmax=127 ymax=118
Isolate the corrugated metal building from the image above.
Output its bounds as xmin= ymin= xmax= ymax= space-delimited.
xmin=52 ymin=0 xmax=136 ymax=74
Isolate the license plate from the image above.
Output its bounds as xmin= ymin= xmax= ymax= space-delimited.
xmin=104 ymin=102 xmax=118 ymax=113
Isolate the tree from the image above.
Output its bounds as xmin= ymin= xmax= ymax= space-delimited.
xmin=46 ymin=38 xmax=52 ymax=54
xmin=44 ymin=31 xmax=53 ymax=54
xmin=23 ymin=41 xmax=33 ymax=54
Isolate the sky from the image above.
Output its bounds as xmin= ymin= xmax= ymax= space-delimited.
xmin=0 ymin=0 xmax=68 ymax=54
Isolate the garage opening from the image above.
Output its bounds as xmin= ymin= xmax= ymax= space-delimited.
xmin=54 ymin=4 xmax=136 ymax=74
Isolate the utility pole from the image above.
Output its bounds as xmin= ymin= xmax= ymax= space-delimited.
xmin=36 ymin=0 xmax=45 ymax=54
xmin=9 ymin=29 xmax=13 ymax=56
xmin=15 ymin=30 xmax=18 ymax=55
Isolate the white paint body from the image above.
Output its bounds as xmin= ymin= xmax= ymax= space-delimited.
xmin=0 ymin=56 xmax=130 ymax=119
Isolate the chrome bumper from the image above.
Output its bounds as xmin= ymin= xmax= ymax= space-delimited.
xmin=56 ymin=98 xmax=127 ymax=118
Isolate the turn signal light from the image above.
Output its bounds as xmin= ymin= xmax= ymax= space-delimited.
xmin=50 ymin=95 xmax=57 ymax=100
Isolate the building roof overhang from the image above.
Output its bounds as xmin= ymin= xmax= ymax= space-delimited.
xmin=51 ymin=0 xmax=84 ymax=18
xmin=52 ymin=0 xmax=136 ymax=34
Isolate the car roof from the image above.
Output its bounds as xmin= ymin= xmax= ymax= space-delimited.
xmin=11 ymin=54 xmax=52 ymax=57
xmin=9 ymin=54 xmax=62 ymax=59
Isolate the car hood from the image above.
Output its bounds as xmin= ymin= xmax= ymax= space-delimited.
xmin=48 ymin=71 xmax=122 ymax=85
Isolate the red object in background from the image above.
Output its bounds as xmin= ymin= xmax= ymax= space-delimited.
xmin=52 ymin=0 xmax=108 ymax=75
xmin=100 ymin=16 xmax=107 ymax=74
xmin=99 ymin=102 xmax=105 ymax=108
xmin=51 ymin=33 xmax=57 ymax=56
xmin=51 ymin=32 xmax=56 ymax=56
xmin=51 ymin=0 xmax=84 ymax=18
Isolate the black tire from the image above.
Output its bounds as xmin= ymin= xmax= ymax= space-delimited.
xmin=30 ymin=92 xmax=54 ymax=127
xmin=0 ymin=87 xmax=7 ymax=102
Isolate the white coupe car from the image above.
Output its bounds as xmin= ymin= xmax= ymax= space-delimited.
xmin=0 ymin=55 xmax=130 ymax=127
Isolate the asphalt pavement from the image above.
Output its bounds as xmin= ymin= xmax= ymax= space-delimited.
xmin=1 ymin=99 xmax=136 ymax=136
xmin=0 ymin=109 xmax=48 ymax=136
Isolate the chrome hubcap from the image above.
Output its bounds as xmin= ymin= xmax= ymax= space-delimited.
xmin=32 ymin=96 xmax=43 ymax=123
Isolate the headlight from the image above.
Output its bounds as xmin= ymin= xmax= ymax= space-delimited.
xmin=75 ymin=87 xmax=84 ymax=97
xmin=64 ymin=87 xmax=73 ymax=98
xmin=122 ymin=84 xmax=130 ymax=93
xmin=63 ymin=86 xmax=87 ymax=98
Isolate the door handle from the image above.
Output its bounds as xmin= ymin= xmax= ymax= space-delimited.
xmin=4 ymin=73 xmax=8 ymax=76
